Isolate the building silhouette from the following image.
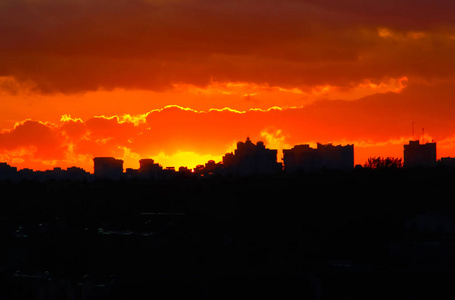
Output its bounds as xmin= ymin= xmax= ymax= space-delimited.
xmin=93 ymin=157 xmax=124 ymax=180
xmin=283 ymin=143 xmax=354 ymax=172
xmin=222 ymin=137 xmax=282 ymax=176
xmin=1 ymin=138 xmax=451 ymax=183
xmin=439 ymin=157 xmax=455 ymax=169
xmin=0 ymin=162 xmax=17 ymax=180
xmin=138 ymin=159 xmax=163 ymax=179
xmin=403 ymin=140 xmax=436 ymax=168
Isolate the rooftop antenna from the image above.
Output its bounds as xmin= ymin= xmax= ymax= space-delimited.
xmin=421 ymin=128 xmax=425 ymax=143
xmin=412 ymin=122 xmax=414 ymax=140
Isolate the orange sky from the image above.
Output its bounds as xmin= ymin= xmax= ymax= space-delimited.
xmin=2 ymin=0 xmax=455 ymax=172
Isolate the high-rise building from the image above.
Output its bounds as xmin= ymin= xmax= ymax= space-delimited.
xmin=93 ymin=157 xmax=124 ymax=180
xmin=283 ymin=143 xmax=354 ymax=172
xmin=222 ymin=137 xmax=282 ymax=176
xmin=0 ymin=162 xmax=17 ymax=180
xmin=403 ymin=140 xmax=436 ymax=168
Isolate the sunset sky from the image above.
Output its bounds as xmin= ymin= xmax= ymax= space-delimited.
xmin=2 ymin=0 xmax=455 ymax=172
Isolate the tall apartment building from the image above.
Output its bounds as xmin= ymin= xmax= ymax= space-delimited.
xmin=403 ymin=140 xmax=436 ymax=168
xmin=93 ymin=157 xmax=124 ymax=180
xmin=283 ymin=143 xmax=354 ymax=172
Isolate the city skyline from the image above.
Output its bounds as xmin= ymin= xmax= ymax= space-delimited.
xmin=0 ymin=137 xmax=447 ymax=177
xmin=2 ymin=1 xmax=455 ymax=171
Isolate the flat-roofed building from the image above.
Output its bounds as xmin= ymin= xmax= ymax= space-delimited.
xmin=0 ymin=162 xmax=17 ymax=180
xmin=403 ymin=140 xmax=436 ymax=168
xmin=93 ymin=157 xmax=123 ymax=180
xmin=138 ymin=158 xmax=163 ymax=179
xmin=283 ymin=143 xmax=354 ymax=172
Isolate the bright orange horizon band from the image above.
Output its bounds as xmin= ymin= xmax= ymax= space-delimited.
xmin=0 ymin=98 xmax=450 ymax=173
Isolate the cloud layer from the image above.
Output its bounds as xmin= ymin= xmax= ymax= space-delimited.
xmin=1 ymin=0 xmax=455 ymax=93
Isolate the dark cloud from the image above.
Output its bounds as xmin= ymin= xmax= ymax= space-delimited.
xmin=311 ymin=0 xmax=455 ymax=30
xmin=1 ymin=0 xmax=455 ymax=93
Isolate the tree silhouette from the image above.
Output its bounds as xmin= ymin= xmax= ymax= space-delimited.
xmin=363 ymin=157 xmax=403 ymax=169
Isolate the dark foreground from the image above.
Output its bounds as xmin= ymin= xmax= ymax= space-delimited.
xmin=1 ymin=168 xmax=455 ymax=299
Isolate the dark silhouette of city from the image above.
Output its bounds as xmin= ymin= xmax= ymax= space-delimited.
xmin=1 ymin=138 xmax=455 ymax=299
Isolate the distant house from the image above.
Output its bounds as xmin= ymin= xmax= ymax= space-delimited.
xmin=403 ymin=140 xmax=436 ymax=168
xmin=222 ymin=137 xmax=282 ymax=176
xmin=93 ymin=157 xmax=124 ymax=180
xmin=283 ymin=143 xmax=354 ymax=172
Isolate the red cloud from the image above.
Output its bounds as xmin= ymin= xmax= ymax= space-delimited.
xmin=0 ymin=120 xmax=66 ymax=159
xmin=2 ymin=81 xmax=455 ymax=171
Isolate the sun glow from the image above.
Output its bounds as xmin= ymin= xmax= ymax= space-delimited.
xmin=151 ymin=151 xmax=223 ymax=170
